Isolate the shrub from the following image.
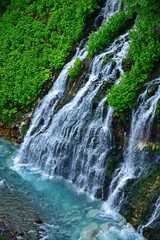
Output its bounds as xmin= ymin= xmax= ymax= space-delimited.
xmin=107 ymin=0 xmax=160 ymax=113
xmin=87 ymin=10 xmax=134 ymax=56
xmin=68 ymin=58 xmax=84 ymax=82
xmin=0 ymin=0 xmax=98 ymax=124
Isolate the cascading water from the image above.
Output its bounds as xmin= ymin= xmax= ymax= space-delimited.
xmin=16 ymin=0 xmax=129 ymax=198
xmin=102 ymin=0 xmax=121 ymax=24
xmin=16 ymin=32 xmax=129 ymax=198
xmin=4 ymin=1 xmax=158 ymax=239
xmin=104 ymin=78 xmax=160 ymax=212
xmin=22 ymin=45 xmax=87 ymax=142
xmin=94 ymin=0 xmax=121 ymax=27
xmin=139 ymin=196 xmax=160 ymax=234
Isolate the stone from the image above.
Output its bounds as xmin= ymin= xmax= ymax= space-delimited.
xmin=99 ymin=222 xmax=110 ymax=233
xmin=35 ymin=219 xmax=43 ymax=224
xmin=86 ymin=209 xmax=99 ymax=219
xmin=27 ymin=229 xmax=38 ymax=239
xmin=16 ymin=236 xmax=24 ymax=240
xmin=117 ymin=220 xmax=125 ymax=228
xmin=81 ymin=222 xmax=99 ymax=240
xmin=71 ymin=216 xmax=82 ymax=222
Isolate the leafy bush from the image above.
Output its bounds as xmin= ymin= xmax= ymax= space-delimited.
xmin=87 ymin=10 xmax=134 ymax=56
xmin=0 ymin=0 xmax=98 ymax=124
xmin=107 ymin=0 xmax=160 ymax=113
xmin=0 ymin=0 xmax=11 ymax=16
xmin=68 ymin=58 xmax=84 ymax=82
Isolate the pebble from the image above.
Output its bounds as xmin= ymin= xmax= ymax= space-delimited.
xmin=86 ymin=209 xmax=99 ymax=219
xmin=81 ymin=222 xmax=99 ymax=240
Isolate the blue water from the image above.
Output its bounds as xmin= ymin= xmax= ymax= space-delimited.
xmin=0 ymin=138 xmax=145 ymax=240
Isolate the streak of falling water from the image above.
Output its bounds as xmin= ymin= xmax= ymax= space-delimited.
xmin=16 ymin=33 xmax=129 ymax=198
xmin=94 ymin=0 xmax=121 ymax=27
xmin=103 ymin=78 xmax=160 ymax=212
xmin=139 ymin=196 xmax=160 ymax=234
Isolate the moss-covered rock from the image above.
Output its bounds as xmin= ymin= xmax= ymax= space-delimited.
xmin=102 ymin=53 xmax=114 ymax=67
xmin=120 ymin=156 xmax=160 ymax=237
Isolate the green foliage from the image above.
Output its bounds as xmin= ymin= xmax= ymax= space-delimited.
xmin=107 ymin=158 xmax=120 ymax=175
xmin=68 ymin=58 xmax=84 ymax=82
xmin=108 ymin=0 xmax=160 ymax=113
xmin=87 ymin=10 xmax=134 ymax=56
xmin=0 ymin=0 xmax=98 ymax=124
xmin=0 ymin=0 xmax=11 ymax=16
xmin=0 ymin=236 xmax=5 ymax=240
xmin=129 ymin=169 xmax=160 ymax=227
xmin=102 ymin=53 xmax=114 ymax=67
xmin=144 ymin=143 xmax=160 ymax=153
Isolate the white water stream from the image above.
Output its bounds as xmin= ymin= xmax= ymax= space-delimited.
xmin=104 ymin=78 xmax=160 ymax=212
xmin=16 ymin=0 xmax=129 ymax=198
xmin=11 ymin=0 xmax=160 ymax=239
xmin=141 ymin=196 xmax=160 ymax=232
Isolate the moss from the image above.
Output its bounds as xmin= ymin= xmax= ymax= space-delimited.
xmin=68 ymin=58 xmax=84 ymax=82
xmin=144 ymin=143 xmax=160 ymax=153
xmin=128 ymin=170 xmax=160 ymax=227
xmin=87 ymin=10 xmax=135 ymax=56
xmin=21 ymin=124 xmax=28 ymax=136
xmin=108 ymin=1 xmax=160 ymax=114
xmin=102 ymin=53 xmax=114 ymax=67
xmin=156 ymin=103 xmax=160 ymax=116
xmin=0 ymin=236 xmax=5 ymax=240
xmin=111 ymin=60 xmax=116 ymax=69
xmin=0 ymin=0 xmax=98 ymax=124
xmin=107 ymin=158 xmax=121 ymax=175
xmin=122 ymin=57 xmax=134 ymax=72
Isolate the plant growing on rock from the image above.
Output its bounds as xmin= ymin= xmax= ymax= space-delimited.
xmin=0 ymin=0 xmax=98 ymax=124
xmin=87 ymin=10 xmax=134 ymax=56
xmin=107 ymin=0 xmax=160 ymax=113
xmin=68 ymin=58 xmax=84 ymax=82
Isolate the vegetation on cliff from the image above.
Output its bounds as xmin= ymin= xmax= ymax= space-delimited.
xmin=68 ymin=58 xmax=84 ymax=82
xmin=87 ymin=0 xmax=160 ymax=113
xmin=1 ymin=0 xmax=159 ymax=124
xmin=122 ymin=162 xmax=160 ymax=229
xmin=0 ymin=0 xmax=98 ymax=125
xmin=108 ymin=0 xmax=160 ymax=113
xmin=87 ymin=9 xmax=134 ymax=56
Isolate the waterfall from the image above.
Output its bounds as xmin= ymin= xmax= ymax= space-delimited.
xmin=94 ymin=0 xmax=121 ymax=27
xmin=17 ymin=33 xmax=129 ymax=198
xmin=16 ymin=0 xmax=130 ymax=198
xmin=104 ymin=78 xmax=160 ymax=212
xmin=139 ymin=196 xmax=160 ymax=233
xmin=22 ymin=46 xmax=87 ymax=141
xmin=102 ymin=0 xmax=121 ymax=24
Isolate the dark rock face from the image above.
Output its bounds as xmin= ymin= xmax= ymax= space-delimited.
xmin=119 ymin=150 xmax=160 ymax=240
xmin=143 ymin=225 xmax=160 ymax=240
xmin=102 ymin=107 xmax=160 ymax=240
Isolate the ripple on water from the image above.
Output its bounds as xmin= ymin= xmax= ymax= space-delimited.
xmin=0 ymin=138 xmax=145 ymax=240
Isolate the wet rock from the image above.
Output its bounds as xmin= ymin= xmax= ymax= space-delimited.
xmin=35 ymin=219 xmax=43 ymax=224
xmin=16 ymin=236 xmax=24 ymax=240
xmin=27 ymin=229 xmax=38 ymax=239
xmin=99 ymin=222 xmax=110 ymax=233
xmin=86 ymin=209 xmax=99 ymax=218
xmin=81 ymin=222 xmax=99 ymax=240
xmin=117 ymin=219 xmax=125 ymax=228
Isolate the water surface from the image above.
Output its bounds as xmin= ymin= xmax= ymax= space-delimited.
xmin=0 ymin=138 xmax=144 ymax=240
